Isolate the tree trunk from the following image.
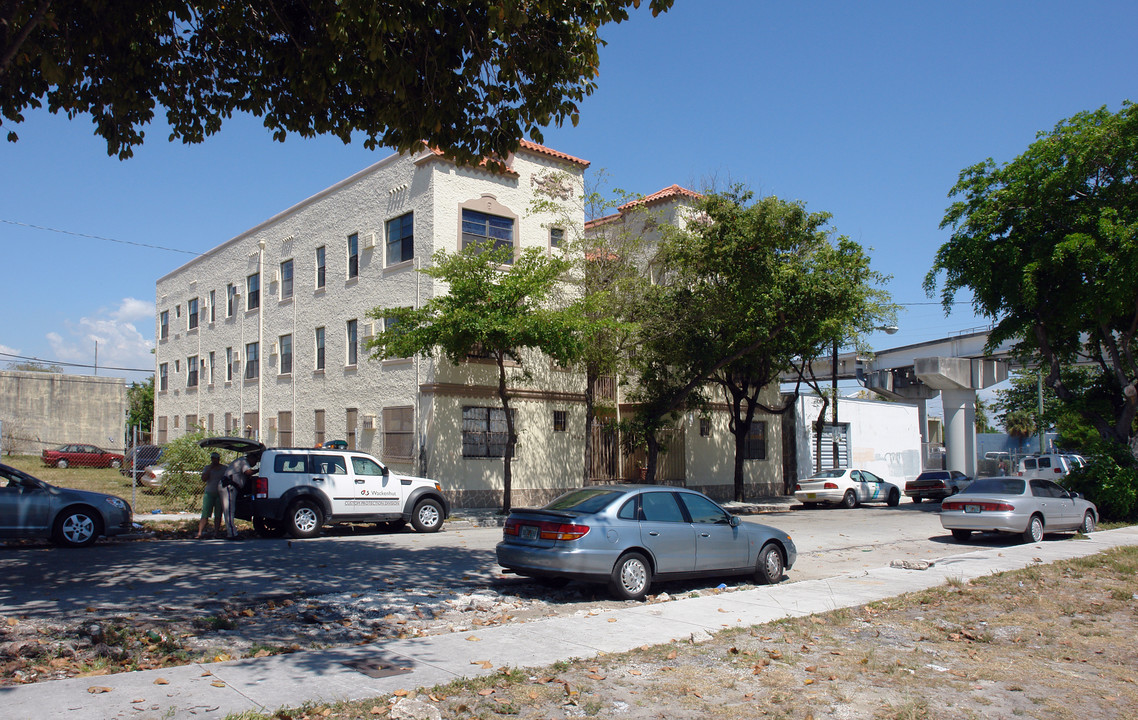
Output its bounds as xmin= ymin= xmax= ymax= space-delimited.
xmin=584 ymin=364 xmax=597 ymax=485
xmin=645 ymin=433 xmax=660 ymax=484
xmin=496 ymin=353 xmax=515 ymax=514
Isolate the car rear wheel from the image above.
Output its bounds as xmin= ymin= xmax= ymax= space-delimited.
xmin=52 ymin=508 xmax=99 ymax=548
xmin=1022 ymin=514 xmax=1044 ymax=544
xmin=951 ymin=529 xmax=972 ymax=542
xmin=410 ymin=498 xmax=444 ymax=533
xmin=609 ymin=552 xmax=651 ymax=600
xmin=840 ymin=490 xmax=858 ymax=509
xmin=253 ymin=516 xmax=286 ymax=538
xmin=1080 ymin=511 xmax=1095 ymax=535
xmin=286 ymin=500 xmax=323 ymax=539
xmin=56 ymin=459 xmax=68 ymax=469
xmin=887 ymin=489 xmax=900 ymax=507
xmin=754 ymin=543 xmax=784 ymax=585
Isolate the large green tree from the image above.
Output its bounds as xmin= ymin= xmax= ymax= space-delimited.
xmin=629 ymin=189 xmax=891 ymax=492
xmin=1 ymin=0 xmax=670 ymax=161
xmin=126 ymin=375 xmax=155 ymax=433
xmin=365 ymin=243 xmax=580 ymax=513
xmin=926 ymin=102 xmax=1138 ymax=456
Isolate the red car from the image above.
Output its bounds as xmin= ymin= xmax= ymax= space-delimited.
xmin=41 ymin=444 xmax=124 ymax=469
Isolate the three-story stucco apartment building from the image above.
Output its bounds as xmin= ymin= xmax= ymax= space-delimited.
xmin=154 ymin=142 xmax=786 ymax=508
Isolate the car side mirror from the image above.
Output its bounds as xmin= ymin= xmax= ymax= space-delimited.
xmin=729 ymin=515 xmax=741 ymax=527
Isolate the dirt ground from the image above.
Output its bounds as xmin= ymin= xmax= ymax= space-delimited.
xmin=251 ymin=545 xmax=1138 ymax=720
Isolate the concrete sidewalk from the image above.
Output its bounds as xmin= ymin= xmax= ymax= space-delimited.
xmin=6 ymin=526 xmax=1137 ymax=720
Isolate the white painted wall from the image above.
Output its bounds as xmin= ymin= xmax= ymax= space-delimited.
xmin=795 ymin=395 xmax=922 ymax=484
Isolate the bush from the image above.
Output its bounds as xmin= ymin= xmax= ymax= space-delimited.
xmin=1065 ymin=439 xmax=1138 ymax=522
xmin=160 ymin=428 xmax=236 ymax=505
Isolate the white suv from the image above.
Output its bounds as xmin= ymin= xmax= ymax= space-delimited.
xmin=1017 ymin=453 xmax=1086 ymax=481
xmin=201 ymin=438 xmax=449 ymax=539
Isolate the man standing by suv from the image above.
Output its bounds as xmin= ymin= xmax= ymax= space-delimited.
xmin=221 ymin=454 xmax=254 ymax=540
xmin=196 ymin=452 xmax=226 ymax=539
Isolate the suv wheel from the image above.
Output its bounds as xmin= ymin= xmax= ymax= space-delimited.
xmin=286 ymin=499 xmax=323 ymax=539
xmin=410 ymin=498 xmax=444 ymax=533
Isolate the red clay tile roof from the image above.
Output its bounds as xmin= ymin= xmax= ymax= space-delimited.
xmin=618 ymin=184 xmax=701 ymax=211
xmin=517 ymin=140 xmax=591 ymax=168
xmin=415 ymin=140 xmax=589 ymax=175
xmin=585 ymin=184 xmax=702 ymax=229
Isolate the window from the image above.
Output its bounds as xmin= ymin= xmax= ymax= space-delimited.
xmin=312 ymin=454 xmax=347 ymax=474
xmin=346 ymin=319 xmax=358 ymax=366
xmin=187 ymin=356 xmax=198 ymax=387
xmin=186 ymin=414 xmax=198 ymax=431
xmin=352 ymin=456 xmax=385 ymax=476
xmin=226 ymin=346 xmax=234 ymax=382
xmin=280 ymin=259 xmax=294 ymax=299
xmin=158 ymin=363 xmax=168 ymax=392
xmin=315 ymin=246 xmax=326 ymax=288
xmin=279 ymin=334 xmax=292 ymax=374
xmin=346 ymin=408 xmax=358 ymax=450
xmin=314 ymin=409 xmax=325 ymax=446
xmin=188 ymin=298 xmax=199 ymax=330
xmin=699 ymin=417 xmax=711 ymax=437
xmin=156 ymin=416 xmax=167 ymax=444
xmin=553 ymin=410 xmax=567 ymax=432
xmin=277 ymin=411 xmax=292 ymax=447
xmin=226 ymin=283 xmax=236 ymax=317
xmin=462 ymin=406 xmax=514 ymax=457
xmin=461 ymin=209 xmax=514 ymax=262
xmin=386 ymin=212 xmax=414 ymax=265
xmin=550 ymin=227 xmax=564 ymax=249
xmin=383 ymin=407 xmax=414 ymax=460
xmin=640 ymin=491 xmax=685 ymax=523
xmin=208 ymin=351 xmax=215 ymax=385
xmin=247 ymin=273 xmax=260 ymax=310
xmin=159 ymin=311 xmax=169 ymax=340
xmin=743 ymin=420 xmax=767 ymax=460
xmin=315 ymin=327 xmax=325 ymax=370
xmin=243 ymin=412 xmax=258 ymax=439
xmin=244 ymin=342 xmax=259 ymax=379
xmin=274 ymin=454 xmax=308 ymax=473
xmin=347 ymin=233 xmax=359 ymax=279
xmin=678 ymin=493 xmax=729 ymax=524
xmin=209 ymin=290 xmax=216 ymax=323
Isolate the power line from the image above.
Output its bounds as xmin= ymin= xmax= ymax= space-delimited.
xmin=0 ymin=351 xmax=152 ymax=373
xmin=0 ymin=218 xmax=201 ymax=256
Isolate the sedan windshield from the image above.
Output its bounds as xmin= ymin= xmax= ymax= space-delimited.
xmin=962 ymin=478 xmax=1025 ymax=495
xmin=545 ymin=488 xmax=624 ymax=514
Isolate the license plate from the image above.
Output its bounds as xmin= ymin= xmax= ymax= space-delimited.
xmin=520 ymin=525 xmax=539 ymax=540
xmin=806 ymin=493 xmax=817 ymax=500
xmin=965 ymin=505 xmax=981 ymax=514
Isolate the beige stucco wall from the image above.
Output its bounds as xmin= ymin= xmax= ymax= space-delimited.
xmin=0 ymin=371 xmax=126 ymax=455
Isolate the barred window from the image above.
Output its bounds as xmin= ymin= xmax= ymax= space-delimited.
xmin=383 ymin=406 xmax=414 ymax=460
xmin=462 ymin=406 xmax=514 ymax=457
xmin=743 ymin=420 xmax=767 ymax=460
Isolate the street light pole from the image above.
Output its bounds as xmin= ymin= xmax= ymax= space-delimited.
xmin=831 ymin=338 xmax=839 ymax=468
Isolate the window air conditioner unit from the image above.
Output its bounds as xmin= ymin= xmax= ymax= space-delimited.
xmin=362 ymin=414 xmax=376 ymax=430
xmin=362 ymin=321 xmax=376 ymax=338
xmin=271 ymin=270 xmax=280 ymax=284
xmin=362 ymin=232 xmax=377 ymax=250
xmin=268 ymin=417 xmax=277 ymax=431
xmin=270 ymin=341 xmax=279 ymax=356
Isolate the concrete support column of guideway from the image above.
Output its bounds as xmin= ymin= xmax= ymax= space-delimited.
xmin=913 ymin=356 xmax=1008 ymax=477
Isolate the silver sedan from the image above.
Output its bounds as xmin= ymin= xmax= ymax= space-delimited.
xmin=0 ymin=463 xmax=133 ymax=547
xmin=940 ymin=476 xmax=1097 ymax=543
xmin=495 ymin=485 xmax=796 ymax=600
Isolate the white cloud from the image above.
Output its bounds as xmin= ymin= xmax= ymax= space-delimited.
xmin=0 ymin=344 xmax=20 ymax=356
xmin=46 ymin=298 xmax=155 ymax=379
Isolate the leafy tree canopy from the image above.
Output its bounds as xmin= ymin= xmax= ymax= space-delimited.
xmin=127 ymin=376 xmax=154 ymax=433
xmin=926 ymin=102 xmax=1138 ymax=451
xmin=1 ymin=0 xmax=671 ymax=161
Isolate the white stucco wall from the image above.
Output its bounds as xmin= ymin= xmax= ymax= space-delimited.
xmin=795 ymin=395 xmax=922 ymax=484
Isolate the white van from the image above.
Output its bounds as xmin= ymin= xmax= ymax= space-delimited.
xmin=1017 ymin=453 xmax=1085 ymax=481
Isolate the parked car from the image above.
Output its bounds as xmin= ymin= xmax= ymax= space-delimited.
xmin=904 ymin=470 xmax=972 ymax=503
xmin=1017 ymin=453 xmax=1086 ymax=480
xmin=793 ymin=468 xmax=902 ymax=508
xmin=0 ymin=462 xmax=133 ymax=547
xmin=122 ymin=444 xmax=163 ymax=477
xmin=137 ymin=463 xmax=198 ymax=489
xmin=940 ymin=476 xmax=1097 ymax=544
xmin=496 ymin=485 xmax=796 ymax=601
xmin=41 ymin=444 xmax=123 ymax=469
xmin=315 ymin=439 xmax=348 ymax=449
xmin=200 ymin=437 xmax=449 ymax=539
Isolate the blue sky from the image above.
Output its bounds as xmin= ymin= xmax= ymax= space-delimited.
xmin=1 ymin=1 xmax=1135 ymax=415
